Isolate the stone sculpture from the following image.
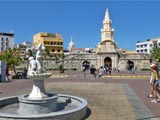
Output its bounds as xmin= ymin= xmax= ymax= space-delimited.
xmin=27 ymin=44 xmax=44 ymax=76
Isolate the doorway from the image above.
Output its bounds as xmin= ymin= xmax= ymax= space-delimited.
xmin=104 ymin=57 xmax=112 ymax=67
xmin=126 ymin=60 xmax=134 ymax=70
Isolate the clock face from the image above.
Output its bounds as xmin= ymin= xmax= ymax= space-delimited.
xmin=105 ymin=33 xmax=110 ymax=37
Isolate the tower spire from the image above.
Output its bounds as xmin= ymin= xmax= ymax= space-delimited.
xmin=101 ymin=8 xmax=114 ymax=42
xmin=104 ymin=8 xmax=110 ymax=21
xmin=68 ymin=36 xmax=74 ymax=52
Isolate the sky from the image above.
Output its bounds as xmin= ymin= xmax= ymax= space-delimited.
xmin=0 ymin=0 xmax=160 ymax=50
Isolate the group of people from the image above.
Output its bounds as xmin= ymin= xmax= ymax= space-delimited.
xmin=82 ymin=63 xmax=112 ymax=79
xmin=148 ymin=63 xmax=160 ymax=103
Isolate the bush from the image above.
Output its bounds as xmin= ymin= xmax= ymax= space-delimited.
xmin=58 ymin=64 xmax=64 ymax=73
xmin=141 ymin=68 xmax=150 ymax=71
xmin=72 ymin=68 xmax=77 ymax=71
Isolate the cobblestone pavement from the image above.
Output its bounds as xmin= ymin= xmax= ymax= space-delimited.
xmin=0 ymin=70 xmax=160 ymax=120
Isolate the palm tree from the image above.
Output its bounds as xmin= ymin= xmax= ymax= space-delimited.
xmin=150 ymin=47 xmax=160 ymax=63
xmin=0 ymin=48 xmax=23 ymax=75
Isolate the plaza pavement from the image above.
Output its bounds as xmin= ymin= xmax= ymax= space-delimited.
xmin=0 ymin=70 xmax=160 ymax=120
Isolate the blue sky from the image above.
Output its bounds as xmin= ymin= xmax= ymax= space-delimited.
xmin=0 ymin=0 xmax=160 ymax=50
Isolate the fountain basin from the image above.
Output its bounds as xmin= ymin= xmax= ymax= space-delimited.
xmin=0 ymin=94 xmax=88 ymax=120
xmin=18 ymin=94 xmax=58 ymax=114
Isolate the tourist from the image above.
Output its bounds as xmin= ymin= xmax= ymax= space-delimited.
xmin=82 ymin=62 xmax=89 ymax=78
xmin=22 ymin=67 xmax=27 ymax=79
xmin=150 ymin=63 xmax=160 ymax=103
xmin=82 ymin=63 xmax=86 ymax=78
xmin=104 ymin=64 xmax=109 ymax=74
xmin=98 ymin=66 xmax=104 ymax=78
xmin=5 ymin=67 xmax=10 ymax=82
xmin=90 ymin=65 xmax=97 ymax=79
xmin=108 ymin=65 xmax=112 ymax=75
xmin=130 ymin=64 xmax=134 ymax=74
xmin=82 ymin=62 xmax=87 ymax=72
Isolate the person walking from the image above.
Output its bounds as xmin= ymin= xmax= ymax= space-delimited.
xmin=104 ymin=64 xmax=108 ymax=74
xmin=98 ymin=66 xmax=104 ymax=78
xmin=90 ymin=65 xmax=97 ymax=79
xmin=22 ymin=67 xmax=27 ymax=79
xmin=149 ymin=63 xmax=160 ymax=103
xmin=130 ymin=63 xmax=134 ymax=74
xmin=5 ymin=67 xmax=10 ymax=82
xmin=108 ymin=65 xmax=112 ymax=75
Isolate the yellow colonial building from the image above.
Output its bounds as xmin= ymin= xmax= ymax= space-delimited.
xmin=33 ymin=32 xmax=64 ymax=57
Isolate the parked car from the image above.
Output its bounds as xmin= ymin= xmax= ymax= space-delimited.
xmin=12 ymin=72 xmax=23 ymax=79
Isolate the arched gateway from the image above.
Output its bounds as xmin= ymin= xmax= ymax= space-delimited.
xmin=126 ymin=60 xmax=134 ymax=70
xmin=104 ymin=57 xmax=112 ymax=67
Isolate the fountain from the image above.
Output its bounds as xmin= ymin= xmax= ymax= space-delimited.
xmin=0 ymin=44 xmax=87 ymax=120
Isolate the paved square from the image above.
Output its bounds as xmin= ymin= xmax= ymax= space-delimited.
xmin=46 ymin=82 xmax=136 ymax=120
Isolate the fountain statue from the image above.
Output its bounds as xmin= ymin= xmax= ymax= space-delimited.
xmin=28 ymin=43 xmax=44 ymax=76
xmin=27 ymin=44 xmax=50 ymax=99
xmin=0 ymin=43 xmax=88 ymax=120
xmin=19 ymin=43 xmax=58 ymax=114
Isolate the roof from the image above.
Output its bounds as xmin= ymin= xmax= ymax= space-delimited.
xmin=0 ymin=32 xmax=14 ymax=36
xmin=72 ymin=48 xmax=85 ymax=51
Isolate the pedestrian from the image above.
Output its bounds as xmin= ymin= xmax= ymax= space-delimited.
xmin=90 ymin=65 xmax=97 ymax=79
xmin=130 ymin=64 xmax=134 ymax=74
xmin=108 ymin=65 xmax=112 ymax=75
xmin=98 ymin=66 xmax=104 ymax=78
xmin=149 ymin=63 xmax=160 ymax=103
xmin=5 ymin=66 xmax=10 ymax=82
xmin=82 ymin=63 xmax=86 ymax=78
xmin=22 ymin=67 xmax=27 ymax=79
xmin=104 ymin=64 xmax=108 ymax=74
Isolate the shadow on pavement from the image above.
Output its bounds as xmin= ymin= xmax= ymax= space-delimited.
xmin=83 ymin=108 xmax=92 ymax=120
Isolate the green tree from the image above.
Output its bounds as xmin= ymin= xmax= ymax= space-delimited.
xmin=0 ymin=48 xmax=23 ymax=75
xmin=150 ymin=48 xmax=160 ymax=63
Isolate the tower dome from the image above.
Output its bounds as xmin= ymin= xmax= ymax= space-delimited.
xmin=68 ymin=37 xmax=74 ymax=51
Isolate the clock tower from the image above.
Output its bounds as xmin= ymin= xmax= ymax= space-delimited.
xmin=101 ymin=8 xmax=114 ymax=42
xmin=97 ymin=8 xmax=118 ymax=68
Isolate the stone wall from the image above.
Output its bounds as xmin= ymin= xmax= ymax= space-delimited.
xmin=43 ymin=52 xmax=151 ymax=71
